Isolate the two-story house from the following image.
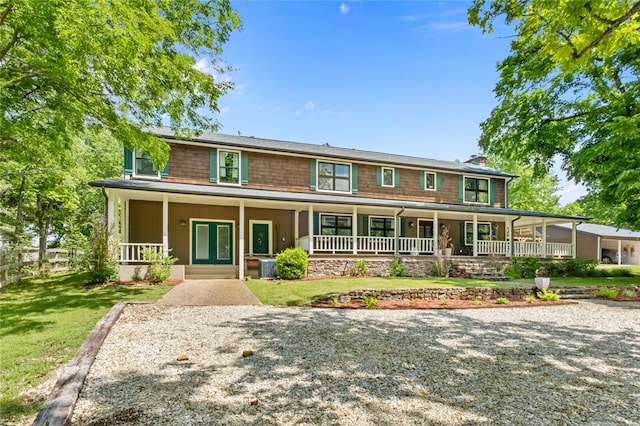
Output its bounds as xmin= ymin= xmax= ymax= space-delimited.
xmin=90 ymin=128 xmax=586 ymax=280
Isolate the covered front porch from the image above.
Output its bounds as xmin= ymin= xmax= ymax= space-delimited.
xmin=98 ymin=180 xmax=583 ymax=280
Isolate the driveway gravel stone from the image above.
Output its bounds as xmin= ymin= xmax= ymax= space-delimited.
xmin=71 ymin=301 xmax=640 ymax=425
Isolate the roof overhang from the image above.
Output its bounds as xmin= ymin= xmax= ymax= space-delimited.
xmin=90 ymin=179 xmax=587 ymax=227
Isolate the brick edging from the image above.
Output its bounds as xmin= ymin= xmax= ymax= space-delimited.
xmin=32 ymin=302 xmax=128 ymax=426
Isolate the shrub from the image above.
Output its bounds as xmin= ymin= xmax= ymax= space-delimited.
xmin=473 ymin=297 xmax=484 ymax=306
xmin=85 ymin=217 xmax=119 ymax=284
xmin=440 ymin=298 xmax=449 ymax=305
xmin=622 ymin=290 xmax=637 ymax=298
xmin=351 ymin=259 xmax=368 ymax=276
xmin=495 ymin=297 xmax=509 ymax=304
xmin=389 ymin=256 xmax=405 ymax=277
xmin=142 ymin=247 xmax=177 ymax=284
xmin=610 ymin=268 xmax=633 ymax=277
xmin=430 ymin=257 xmax=451 ymax=278
xmin=506 ymin=256 xmax=541 ymax=279
xmin=526 ymin=295 xmax=536 ymax=304
xmin=275 ymin=247 xmax=308 ymax=280
xmin=536 ymin=288 xmax=560 ymax=301
xmin=363 ymin=296 xmax=379 ymax=309
xmin=596 ymin=288 xmax=618 ymax=300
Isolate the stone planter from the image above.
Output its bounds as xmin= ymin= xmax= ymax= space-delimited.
xmin=535 ymin=277 xmax=550 ymax=290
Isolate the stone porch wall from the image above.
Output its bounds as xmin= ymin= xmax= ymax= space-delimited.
xmin=306 ymin=256 xmax=510 ymax=279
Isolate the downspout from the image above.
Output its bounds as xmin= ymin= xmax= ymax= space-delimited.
xmin=395 ymin=207 xmax=406 ymax=256
xmin=505 ymin=177 xmax=514 ymax=208
xmin=101 ymin=187 xmax=109 ymax=223
xmin=510 ymin=215 xmax=521 ymax=257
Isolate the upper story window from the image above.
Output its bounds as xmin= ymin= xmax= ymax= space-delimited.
xmin=464 ymin=177 xmax=489 ymax=204
xmin=424 ymin=172 xmax=436 ymax=191
xmin=318 ymin=161 xmax=351 ymax=192
xmin=370 ymin=217 xmax=395 ymax=238
xmin=134 ymin=151 xmax=160 ymax=178
xmin=218 ymin=150 xmax=240 ymax=184
xmin=382 ymin=167 xmax=394 ymax=187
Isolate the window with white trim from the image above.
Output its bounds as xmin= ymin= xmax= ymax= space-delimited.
xmin=424 ymin=172 xmax=436 ymax=191
xmin=370 ymin=217 xmax=395 ymax=238
xmin=134 ymin=152 xmax=160 ymax=178
xmin=464 ymin=222 xmax=495 ymax=245
xmin=219 ymin=150 xmax=240 ymax=184
xmin=320 ymin=215 xmax=352 ymax=236
xmin=382 ymin=167 xmax=394 ymax=187
xmin=318 ymin=161 xmax=351 ymax=192
xmin=464 ymin=177 xmax=489 ymax=203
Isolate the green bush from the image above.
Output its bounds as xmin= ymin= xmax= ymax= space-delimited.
xmin=609 ymin=268 xmax=634 ymax=277
xmin=536 ymin=288 xmax=560 ymax=301
xmin=547 ymin=259 xmax=597 ymax=277
xmin=596 ymin=288 xmax=618 ymax=300
xmin=506 ymin=256 xmax=541 ymax=279
xmin=495 ymin=297 xmax=509 ymax=304
xmin=351 ymin=259 xmax=368 ymax=276
xmin=389 ymin=256 xmax=405 ymax=277
xmin=430 ymin=257 xmax=451 ymax=278
xmin=85 ymin=217 xmax=119 ymax=284
xmin=142 ymin=247 xmax=177 ymax=284
xmin=275 ymin=247 xmax=308 ymax=280
xmin=363 ymin=296 xmax=379 ymax=309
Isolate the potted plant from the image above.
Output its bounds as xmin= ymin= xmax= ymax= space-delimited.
xmin=438 ymin=225 xmax=452 ymax=256
xmin=534 ymin=266 xmax=550 ymax=290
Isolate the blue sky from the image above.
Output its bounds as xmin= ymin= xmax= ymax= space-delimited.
xmin=203 ymin=1 xmax=585 ymax=203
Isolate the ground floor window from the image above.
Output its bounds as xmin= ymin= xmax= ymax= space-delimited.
xmin=464 ymin=222 xmax=497 ymax=245
xmin=321 ymin=215 xmax=352 ymax=236
xmin=419 ymin=220 xmax=433 ymax=238
xmin=370 ymin=217 xmax=395 ymax=237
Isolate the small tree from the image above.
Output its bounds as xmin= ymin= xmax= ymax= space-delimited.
xmin=275 ymin=247 xmax=308 ymax=280
xmin=142 ymin=247 xmax=177 ymax=284
xmin=85 ymin=216 xmax=119 ymax=284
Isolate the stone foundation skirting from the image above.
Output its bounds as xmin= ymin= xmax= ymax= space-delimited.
xmin=306 ymin=256 xmax=510 ymax=279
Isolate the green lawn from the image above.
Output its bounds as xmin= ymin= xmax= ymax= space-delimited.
xmin=531 ymin=276 xmax=640 ymax=287
xmin=245 ymin=276 xmax=511 ymax=306
xmin=0 ymin=272 xmax=172 ymax=423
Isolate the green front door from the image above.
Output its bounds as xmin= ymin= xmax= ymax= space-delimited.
xmin=252 ymin=223 xmax=270 ymax=255
xmin=192 ymin=221 xmax=233 ymax=265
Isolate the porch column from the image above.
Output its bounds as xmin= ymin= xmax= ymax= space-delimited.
xmin=123 ymin=199 xmax=130 ymax=243
xmin=239 ymin=201 xmax=245 ymax=280
xmin=571 ymin=221 xmax=577 ymax=259
xmin=107 ymin=193 xmax=117 ymax=240
xmin=433 ymin=212 xmax=439 ymax=254
xmin=119 ymin=197 xmax=125 ymax=243
xmin=472 ymin=214 xmax=478 ymax=257
xmin=294 ymin=210 xmax=300 ymax=245
xmin=541 ymin=219 xmax=547 ymax=258
xmin=597 ymin=236 xmax=601 ymax=262
xmin=308 ymin=204 xmax=314 ymax=255
xmin=618 ymin=239 xmax=622 ymax=265
xmin=162 ymin=195 xmax=168 ymax=257
xmin=352 ymin=206 xmax=358 ymax=255
xmin=505 ymin=217 xmax=511 ymax=256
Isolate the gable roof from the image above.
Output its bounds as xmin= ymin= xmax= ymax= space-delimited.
xmin=148 ymin=127 xmax=516 ymax=178
xmin=555 ymin=223 xmax=640 ymax=239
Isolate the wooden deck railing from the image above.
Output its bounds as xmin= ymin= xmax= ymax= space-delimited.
xmin=119 ymin=243 xmax=165 ymax=263
xmin=0 ymin=248 xmax=81 ymax=288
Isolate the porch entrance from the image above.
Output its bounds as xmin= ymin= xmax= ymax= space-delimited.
xmin=191 ymin=221 xmax=233 ymax=265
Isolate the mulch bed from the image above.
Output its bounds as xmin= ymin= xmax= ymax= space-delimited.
xmin=311 ymin=299 xmax=578 ymax=310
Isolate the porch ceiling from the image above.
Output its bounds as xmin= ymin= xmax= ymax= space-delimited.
xmin=92 ymin=178 xmax=587 ymax=224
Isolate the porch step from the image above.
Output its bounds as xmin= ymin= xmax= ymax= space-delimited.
xmin=185 ymin=265 xmax=238 ymax=280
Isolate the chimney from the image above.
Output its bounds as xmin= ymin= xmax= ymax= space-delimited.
xmin=465 ymin=154 xmax=487 ymax=166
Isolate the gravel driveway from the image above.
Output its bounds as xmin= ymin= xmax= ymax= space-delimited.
xmin=71 ymin=301 xmax=640 ymax=425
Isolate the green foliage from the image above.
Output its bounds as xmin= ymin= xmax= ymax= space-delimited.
xmin=430 ymin=257 xmax=451 ymax=278
xmin=363 ymin=296 xmax=379 ymax=309
xmin=84 ymin=217 xmax=119 ymax=284
xmin=0 ymin=272 xmax=171 ymax=422
xmin=389 ymin=256 xmax=405 ymax=277
xmin=351 ymin=259 xmax=369 ymax=276
xmin=474 ymin=298 xmax=484 ymax=306
xmin=469 ymin=0 xmax=640 ymax=230
xmin=331 ymin=297 xmax=340 ymax=307
xmin=526 ymin=295 xmax=537 ymax=304
xmin=506 ymin=256 xmax=541 ymax=279
xmin=622 ymin=290 xmax=637 ymax=298
xmin=596 ymin=288 xmax=619 ymax=300
xmin=142 ymin=248 xmax=177 ymax=284
xmin=495 ymin=297 xmax=509 ymax=304
xmin=275 ymin=247 xmax=308 ymax=280
xmin=536 ymin=288 xmax=561 ymax=301
xmin=440 ymin=298 xmax=449 ymax=305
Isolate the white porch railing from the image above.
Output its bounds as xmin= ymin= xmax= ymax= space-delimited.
xmin=301 ymin=235 xmax=572 ymax=258
xmin=119 ymin=243 xmax=165 ymax=263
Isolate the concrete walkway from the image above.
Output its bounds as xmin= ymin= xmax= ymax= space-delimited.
xmin=156 ymin=279 xmax=261 ymax=306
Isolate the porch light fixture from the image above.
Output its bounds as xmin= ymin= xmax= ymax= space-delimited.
xmin=408 ymin=221 xmax=415 ymax=228
xmin=179 ymin=219 xmax=187 ymax=226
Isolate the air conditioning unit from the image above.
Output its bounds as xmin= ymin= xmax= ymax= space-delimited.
xmin=258 ymin=259 xmax=277 ymax=278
